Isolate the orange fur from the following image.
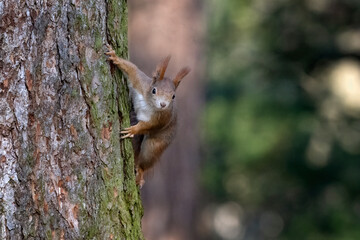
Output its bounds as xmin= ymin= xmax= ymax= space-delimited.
xmin=173 ymin=67 xmax=191 ymax=88
xmin=106 ymin=44 xmax=189 ymax=188
xmin=153 ymin=55 xmax=171 ymax=81
xmin=105 ymin=45 xmax=149 ymax=95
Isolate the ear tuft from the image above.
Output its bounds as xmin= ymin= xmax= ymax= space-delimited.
xmin=173 ymin=67 xmax=191 ymax=88
xmin=153 ymin=55 xmax=171 ymax=81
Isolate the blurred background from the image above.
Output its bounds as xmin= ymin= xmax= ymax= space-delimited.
xmin=129 ymin=0 xmax=360 ymax=239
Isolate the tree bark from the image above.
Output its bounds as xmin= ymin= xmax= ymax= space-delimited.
xmin=0 ymin=0 xmax=144 ymax=239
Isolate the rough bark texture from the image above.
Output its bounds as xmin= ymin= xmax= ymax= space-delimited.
xmin=0 ymin=0 xmax=144 ymax=239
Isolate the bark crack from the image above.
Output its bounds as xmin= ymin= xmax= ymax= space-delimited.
xmin=105 ymin=0 xmax=110 ymax=44
xmin=56 ymin=43 xmax=65 ymax=83
xmin=75 ymin=66 xmax=103 ymax=166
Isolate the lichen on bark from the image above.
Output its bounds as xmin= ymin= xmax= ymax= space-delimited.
xmin=0 ymin=0 xmax=144 ymax=239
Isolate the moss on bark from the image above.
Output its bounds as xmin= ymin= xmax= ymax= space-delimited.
xmin=0 ymin=0 xmax=143 ymax=239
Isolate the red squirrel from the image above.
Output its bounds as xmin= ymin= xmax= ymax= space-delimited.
xmin=105 ymin=44 xmax=190 ymax=187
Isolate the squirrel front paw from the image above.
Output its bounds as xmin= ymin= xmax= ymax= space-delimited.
xmin=105 ymin=44 xmax=118 ymax=62
xmin=120 ymin=125 xmax=137 ymax=139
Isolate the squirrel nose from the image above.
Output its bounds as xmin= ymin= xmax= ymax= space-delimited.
xmin=160 ymin=102 xmax=166 ymax=108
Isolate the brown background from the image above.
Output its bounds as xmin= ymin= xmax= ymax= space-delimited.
xmin=129 ymin=1 xmax=205 ymax=239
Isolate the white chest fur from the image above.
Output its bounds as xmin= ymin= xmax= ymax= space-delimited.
xmin=131 ymin=89 xmax=153 ymax=122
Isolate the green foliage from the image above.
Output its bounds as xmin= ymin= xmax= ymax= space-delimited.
xmin=204 ymin=0 xmax=360 ymax=239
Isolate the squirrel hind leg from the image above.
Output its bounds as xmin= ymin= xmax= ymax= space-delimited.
xmin=135 ymin=166 xmax=145 ymax=188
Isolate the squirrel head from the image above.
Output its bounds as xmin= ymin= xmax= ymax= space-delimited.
xmin=149 ymin=56 xmax=190 ymax=111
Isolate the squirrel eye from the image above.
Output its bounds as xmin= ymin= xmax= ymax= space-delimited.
xmin=172 ymin=95 xmax=175 ymax=99
xmin=152 ymin=88 xmax=156 ymax=94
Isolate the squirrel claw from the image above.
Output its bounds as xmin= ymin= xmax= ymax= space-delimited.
xmin=105 ymin=51 xmax=116 ymax=59
xmin=138 ymin=179 xmax=145 ymax=189
xmin=120 ymin=129 xmax=132 ymax=134
xmin=120 ymin=133 xmax=134 ymax=139
xmin=105 ymin=44 xmax=114 ymax=52
xmin=105 ymin=44 xmax=116 ymax=58
xmin=105 ymin=50 xmax=115 ymax=55
xmin=135 ymin=167 xmax=145 ymax=188
xmin=120 ymin=126 xmax=137 ymax=139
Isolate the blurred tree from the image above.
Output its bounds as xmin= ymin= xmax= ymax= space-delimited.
xmin=129 ymin=0 xmax=204 ymax=239
xmin=203 ymin=0 xmax=360 ymax=239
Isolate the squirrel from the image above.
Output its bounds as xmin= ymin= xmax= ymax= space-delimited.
xmin=105 ymin=44 xmax=190 ymax=187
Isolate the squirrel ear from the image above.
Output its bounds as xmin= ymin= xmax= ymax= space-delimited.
xmin=153 ymin=55 xmax=171 ymax=82
xmin=173 ymin=67 xmax=190 ymax=88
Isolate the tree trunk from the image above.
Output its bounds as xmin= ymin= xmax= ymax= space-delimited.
xmin=0 ymin=0 xmax=144 ymax=239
